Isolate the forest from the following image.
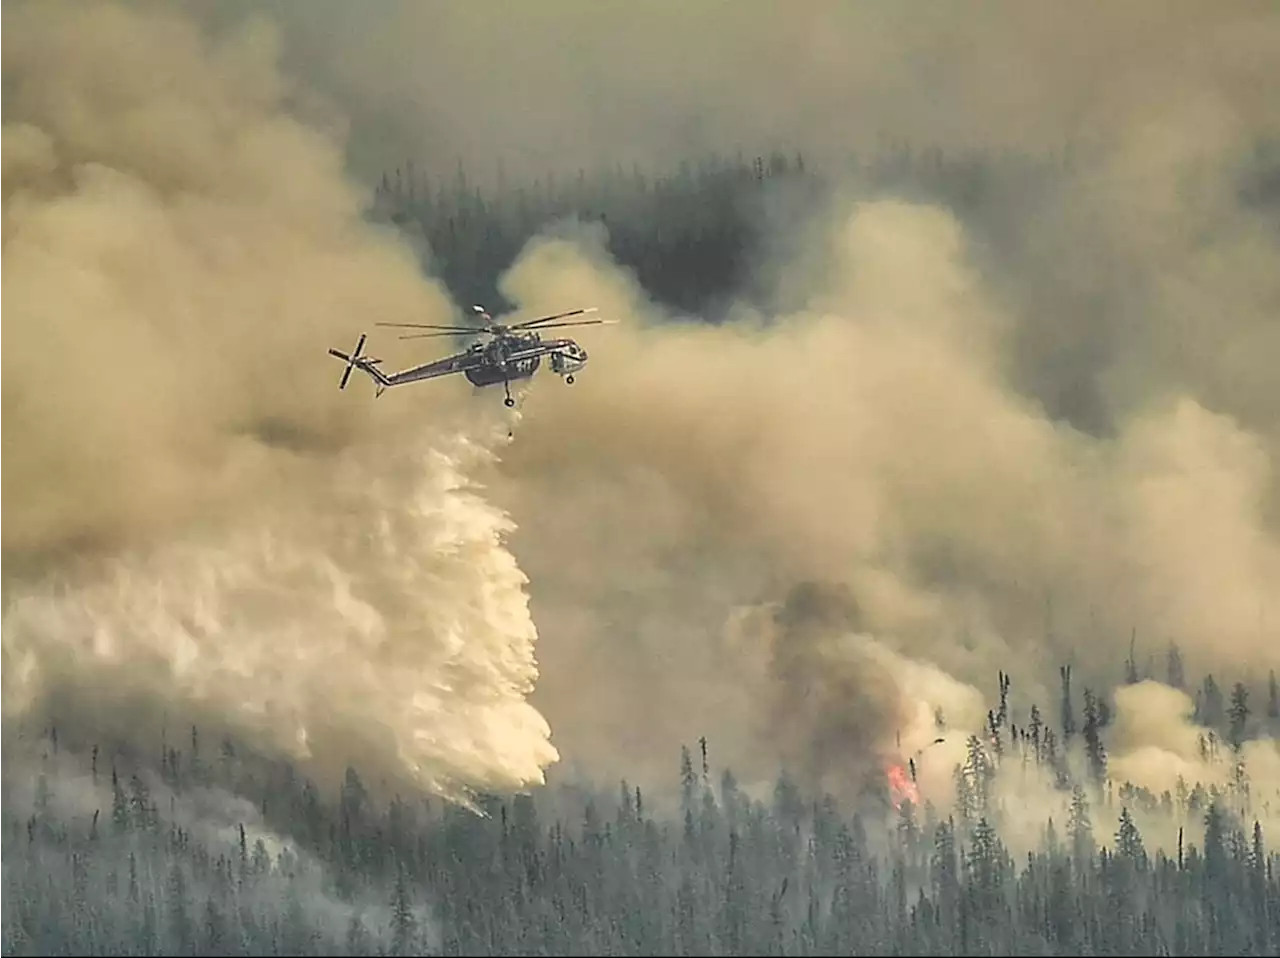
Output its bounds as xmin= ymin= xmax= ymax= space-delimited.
xmin=5 ymin=145 xmax=1280 ymax=956
xmin=368 ymin=145 xmax=1062 ymax=319
xmin=4 ymin=655 xmax=1280 ymax=956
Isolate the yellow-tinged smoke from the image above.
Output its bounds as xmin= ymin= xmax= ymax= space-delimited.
xmin=494 ymin=204 xmax=1278 ymax=785
xmin=4 ymin=0 xmax=1280 ymax=824
xmin=2 ymin=1 xmax=557 ymax=799
xmin=249 ymin=0 xmax=1280 ymax=840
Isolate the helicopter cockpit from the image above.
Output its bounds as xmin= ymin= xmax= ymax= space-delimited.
xmin=550 ymin=341 xmax=588 ymax=379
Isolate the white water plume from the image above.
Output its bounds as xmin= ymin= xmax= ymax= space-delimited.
xmin=2 ymin=421 xmax=558 ymax=802
xmin=1 ymin=1 xmax=558 ymax=804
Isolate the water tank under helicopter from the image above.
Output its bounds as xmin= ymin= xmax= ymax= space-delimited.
xmin=465 ymin=355 xmax=542 ymax=387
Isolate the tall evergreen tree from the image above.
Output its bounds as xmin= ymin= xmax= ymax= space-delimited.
xmin=1060 ymin=666 xmax=1076 ymax=741
xmin=1114 ymin=806 xmax=1146 ymax=868
xmin=1167 ymin=642 xmax=1186 ymax=689
xmin=1229 ymin=682 xmax=1251 ymax=751
xmin=1082 ymin=687 xmax=1108 ymax=784
xmin=390 ymin=864 xmax=416 ymax=957
xmin=1068 ymin=784 xmax=1095 ymax=866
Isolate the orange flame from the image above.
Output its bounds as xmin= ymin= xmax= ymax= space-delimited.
xmin=886 ymin=762 xmax=920 ymax=810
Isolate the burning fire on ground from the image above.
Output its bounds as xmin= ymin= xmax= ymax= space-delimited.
xmin=886 ymin=762 xmax=920 ymax=810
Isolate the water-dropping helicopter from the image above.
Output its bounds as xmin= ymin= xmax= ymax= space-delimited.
xmin=327 ymin=305 xmax=616 ymax=407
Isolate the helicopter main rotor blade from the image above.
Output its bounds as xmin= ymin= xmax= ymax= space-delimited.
xmin=397 ymin=331 xmax=472 ymax=341
xmin=376 ymin=322 xmax=478 ymax=332
xmin=523 ymin=318 xmax=619 ymax=330
xmin=510 ymin=307 xmax=598 ymax=329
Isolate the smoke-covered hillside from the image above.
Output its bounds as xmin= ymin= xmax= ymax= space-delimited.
xmin=4 ymin=2 xmax=1280 ymax=955
xmin=5 ymin=677 xmax=1280 ymax=956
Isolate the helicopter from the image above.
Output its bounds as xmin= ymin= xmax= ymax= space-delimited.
xmin=327 ymin=305 xmax=616 ymax=407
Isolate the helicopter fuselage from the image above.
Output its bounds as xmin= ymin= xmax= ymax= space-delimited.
xmin=330 ymin=307 xmax=602 ymax=408
xmin=461 ymin=333 xmax=587 ymax=388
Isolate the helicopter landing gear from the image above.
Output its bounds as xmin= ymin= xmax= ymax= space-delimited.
xmin=566 ymin=374 xmax=575 ymax=385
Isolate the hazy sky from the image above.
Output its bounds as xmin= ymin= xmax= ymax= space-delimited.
xmin=187 ymin=1 xmax=1280 ymax=180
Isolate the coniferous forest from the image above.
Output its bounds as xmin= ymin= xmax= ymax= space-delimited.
xmin=5 ymin=660 xmax=1280 ymax=956
xmin=6 ymin=147 xmax=1280 ymax=956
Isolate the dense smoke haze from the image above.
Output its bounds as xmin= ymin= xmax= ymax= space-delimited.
xmin=494 ymin=198 xmax=1280 ymax=825
xmin=1 ymin=0 xmax=554 ymax=801
xmin=4 ymin=0 xmax=1280 ymax=858
xmin=191 ymin=1 xmax=1280 ymax=178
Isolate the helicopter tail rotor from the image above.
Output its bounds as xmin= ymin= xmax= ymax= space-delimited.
xmin=328 ymin=333 xmax=367 ymax=390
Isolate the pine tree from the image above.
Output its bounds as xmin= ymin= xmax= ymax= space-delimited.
xmin=167 ymin=862 xmax=192 ymax=954
xmin=1199 ymin=674 xmax=1225 ymax=727
xmin=1250 ymin=820 xmax=1265 ymax=879
xmin=127 ymin=774 xmax=154 ymax=830
xmin=1203 ymin=801 xmax=1230 ymax=885
xmin=954 ymin=763 xmax=978 ymax=826
xmin=1060 ymin=666 xmax=1076 ymax=741
xmin=965 ymin=816 xmax=1006 ymax=917
xmin=1229 ymin=682 xmax=1250 ymax=751
xmin=111 ymin=767 xmax=129 ymax=833
xmin=996 ymin=670 xmax=1011 ymax=728
xmin=932 ymin=817 xmax=960 ymax=901
xmin=1124 ymin=629 xmax=1139 ymax=684
xmin=1114 ymin=806 xmax=1146 ymax=868
xmin=719 ymin=769 xmax=740 ymax=827
xmin=958 ymin=735 xmax=994 ymax=824
xmin=1082 ymin=687 xmax=1108 ymax=783
xmin=1167 ymin=642 xmax=1186 ymax=689
xmin=1067 ymin=784 xmax=1095 ymax=865
xmin=1028 ymin=704 xmax=1044 ymax=762
xmin=390 ymin=864 xmax=416 ymax=956
xmin=679 ymin=744 xmax=698 ymax=814
xmin=1043 ymin=727 xmax=1070 ymax=790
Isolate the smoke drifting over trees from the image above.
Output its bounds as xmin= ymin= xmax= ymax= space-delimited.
xmin=2 ymin=1 xmax=555 ymax=801
xmin=3 ymin=1 xmax=1280 ymax=954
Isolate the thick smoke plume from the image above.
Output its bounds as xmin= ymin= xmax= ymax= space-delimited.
xmin=495 ymin=196 xmax=1279 ymax=791
xmin=2 ymin=1 xmax=557 ymax=800
xmin=5 ymin=0 xmax=1280 ymax=832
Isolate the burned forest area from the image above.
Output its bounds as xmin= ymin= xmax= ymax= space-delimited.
xmin=6 ymin=144 xmax=1280 ymax=956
